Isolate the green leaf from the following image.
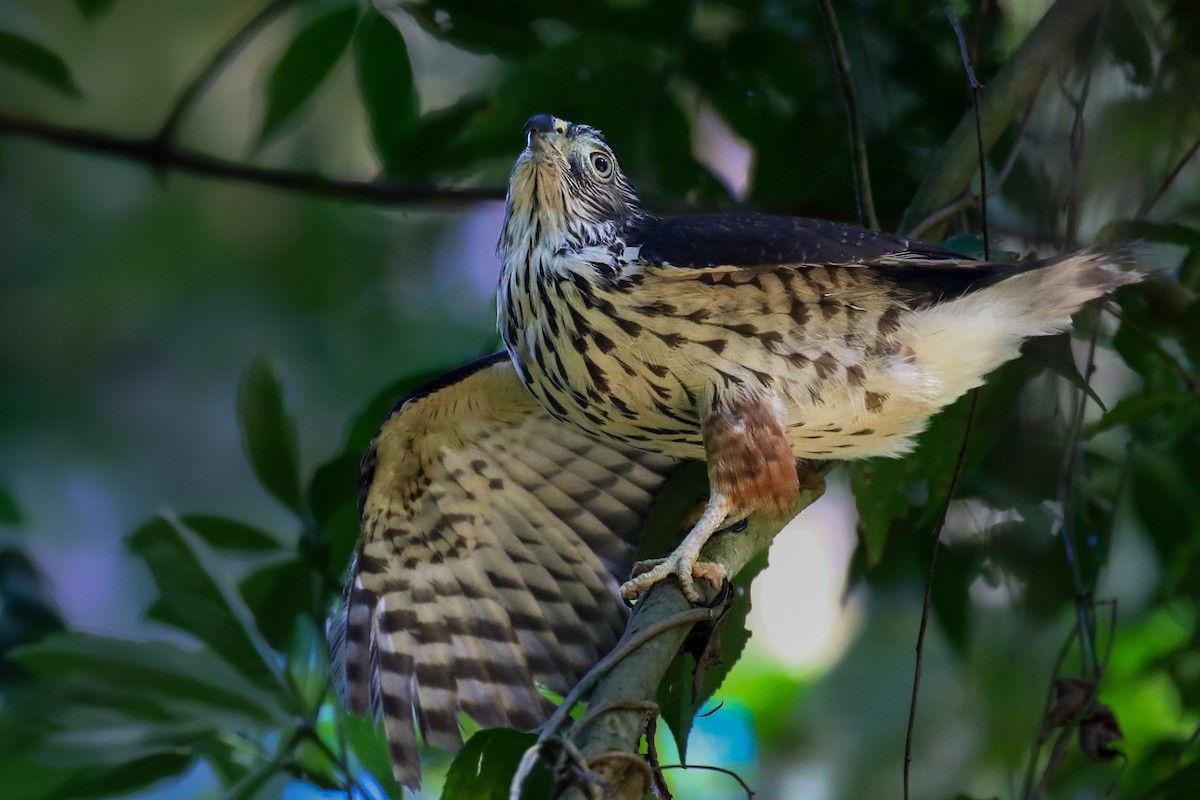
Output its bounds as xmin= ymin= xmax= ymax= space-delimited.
xmin=11 ymin=632 xmax=286 ymax=724
xmin=239 ymin=557 xmax=318 ymax=651
xmin=127 ymin=515 xmax=292 ymax=698
xmin=355 ymin=7 xmax=419 ymax=175
xmin=1023 ymin=333 xmax=1107 ymax=412
xmin=0 ymin=549 xmax=63 ymax=685
xmin=939 ymin=234 xmax=987 ymax=259
xmin=0 ymin=484 xmax=21 ymax=525
xmin=695 ymin=550 xmax=767 ymax=702
xmin=441 ymin=728 xmax=549 ymax=800
xmin=1099 ymin=219 xmax=1200 ymax=250
xmin=1088 ymin=393 xmax=1197 ymax=436
xmin=0 ymin=748 xmax=74 ymax=800
xmin=406 ymin=3 xmax=540 ymax=57
xmin=656 ymin=547 xmax=771 ymax=763
xmin=929 ymin=542 xmax=983 ymax=654
xmin=0 ymin=30 xmax=79 ymax=97
xmin=286 ymin=615 xmax=328 ymax=715
xmin=259 ymin=5 xmax=360 ymax=144
xmin=238 ymin=356 xmax=303 ymax=513
xmin=308 ymin=451 xmax=361 ymax=574
xmin=1104 ymin=0 xmax=1155 ymax=87
xmin=342 ymin=712 xmax=406 ymax=800
xmin=71 ymin=0 xmax=118 ymax=21
xmin=61 ymin=754 xmax=194 ymax=799
xmin=24 ymin=707 xmax=215 ymax=768
xmin=179 ymin=513 xmax=284 ymax=552
xmin=655 ymin=650 xmax=695 ymax=763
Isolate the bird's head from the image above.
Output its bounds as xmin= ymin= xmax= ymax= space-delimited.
xmin=499 ymin=114 xmax=652 ymax=256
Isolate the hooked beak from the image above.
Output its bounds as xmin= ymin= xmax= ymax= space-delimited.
xmin=523 ymin=113 xmax=571 ymax=152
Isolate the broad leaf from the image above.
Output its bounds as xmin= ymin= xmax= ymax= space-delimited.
xmin=258 ymin=5 xmax=360 ymax=143
xmin=180 ymin=513 xmax=285 ymax=552
xmin=239 ymin=557 xmax=318 ymax=651
xmin=61 ymin=754 xmax=194 ymax=799
xmin=0 ymin=549 xmax=63 ymax=685
xmin=1104 ymin=0 xmax=1155 ymax=87
xmin=0 ymin=30 xmax=79 ymax=97
xmin=441 ymin=728 xmax=549 ymax=800
xmin=286 ymin=615 xmax=328 ymax=716
xmin=238 ymin=356 xmax=303 ymax=513
xmin=655 ymin=547 xmax=769 ymax=763
xmin=0 ymin=483 xmax=21 ymax=524
xmin=22 ymin=708 xmax=216 ymax=768
xmin=1023 ymin=333 xmax=1107 ymax=412
xmin=1088 ymin=393 xmax=1197 ymax=436
xmin=405 ymin=3 xmax=539 ymax=57
xmin=308 ymin=451 xmax=361 ymax=574
xmin=71 ymin=0 xmax=118 ymax=21
xmin=355 ymin=7 xmax=419 ymax=175
xmin=127 ymin=515 xmax=292 ymax=698
xmin=341 ymin=712 xmax=406 ymax=800
xmin=11 ymin=632 xmax=287 ymax=724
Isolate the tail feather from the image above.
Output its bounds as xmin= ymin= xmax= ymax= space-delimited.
xmin=992 ymin=249 xmax=1141 ymax=330
xmin=902 ymin=249 xmax=1141 ymax=403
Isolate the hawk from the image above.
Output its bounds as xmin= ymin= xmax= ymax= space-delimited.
xmin=332 ymin=114 xmax=1139 ymax=788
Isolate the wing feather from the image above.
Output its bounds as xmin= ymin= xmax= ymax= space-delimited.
xmin=331 ymin=354 xmax=680 ymax=789
xmin=634 ymin=212 xmax=1037 ymax=304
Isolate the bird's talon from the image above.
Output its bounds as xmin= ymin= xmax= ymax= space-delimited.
xmin=619 ymin=556 xmax=726 ymax=604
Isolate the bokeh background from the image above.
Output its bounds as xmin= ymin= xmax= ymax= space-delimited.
xmin=2 ymin=0 xmax=1199 ymax=798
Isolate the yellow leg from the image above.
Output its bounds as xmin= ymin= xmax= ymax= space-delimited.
xmin=619 ymin=493 xmax=733 ymax=602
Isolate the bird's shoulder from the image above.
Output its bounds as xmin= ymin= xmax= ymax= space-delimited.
xmin=631 ymin=212 xmax=965 ymax=269
xmin=358 ymin=352 xmax=532 ymax=518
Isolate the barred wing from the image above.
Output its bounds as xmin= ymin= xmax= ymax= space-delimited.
xmin=329 ymin=353 xmax=680 ymax=789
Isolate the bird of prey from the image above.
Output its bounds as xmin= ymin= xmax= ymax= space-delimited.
xmin=332 ymin=114 xmax=1139 ymax=788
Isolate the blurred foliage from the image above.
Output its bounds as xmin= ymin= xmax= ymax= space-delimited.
xmin=1 ymin=0 xmax=1200 ymax=798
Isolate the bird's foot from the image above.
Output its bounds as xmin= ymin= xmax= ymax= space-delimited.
xmin=620 ymin=553 xmax=727 ymax=604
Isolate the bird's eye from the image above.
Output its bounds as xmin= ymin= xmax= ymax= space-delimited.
xmin=590 ymin=152 xmax=613 ymax=179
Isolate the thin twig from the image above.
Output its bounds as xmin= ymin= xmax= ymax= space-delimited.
xmin=907 ymin=95 xmax=1035 ymax=240
xmin=644 ymin=714 xmax=673 ymax=799
xmin=0 ymin=110 xmax=503 ymax=206
xmin=903 ymin=13 xmax=991 ymax=797
xmin=658 ymin=764 xmax=755 ymax=799
xmin=817 ymin=0 xmax=880 ymax=230
xmin=156 ymin=0 xmax=296 ymax=147
xmin=1022 ymin=626 xmax=1081 ymax=798
xmin=1028 ymin=724 xmax=1075 ymax=800
xmin=907 ymin=192 xmax=978 ymax=240
xmin=946 ymin=6 xmax=990 ymax=255
xmin=1057 ymin=321 xmax=1104 ymax=678
xmin=1061 ymin=66 xmax=1094 ymax=249
xmin=902 ymin=388 xmax=980 ymax=800
xmin=1137 ymin=131 xmax=1200 ymax=219
xmin=535 ymin=607 xmax=719 ymax=747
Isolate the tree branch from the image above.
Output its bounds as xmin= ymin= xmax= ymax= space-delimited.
xmin=553 ymin=469 xmax=829 ymax=800
xmin=0 ymin=109 xmax=503 ymax=206
xmin=899 ymin=0 xmax=1112 ymax=235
